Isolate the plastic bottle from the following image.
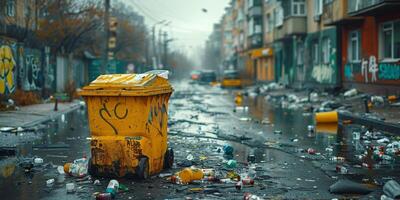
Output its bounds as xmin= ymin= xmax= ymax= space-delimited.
xmin=226 ymin=159 xmax=237 ymax=168
xmin=223 ymin=144 xmax=234 ymax=155
xmin=64 ymin=158 xmax=88 ymax=177
xmin=244 ymin=192 xmax=263 ymax=200
xmin=242 ymin=177 xmax=255 ymax=185
xmin=235 ymin=180 xmax=243 ymax=190
xmin=96 ymin=193 xmax=112 ymax=200
xmin=105 ymin=180 xmax=119 ymax=198
xmin=201 ymin=168 xmax=215 ymax=177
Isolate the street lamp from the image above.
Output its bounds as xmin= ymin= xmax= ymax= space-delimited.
xmin=151 ymin=20 xmax=169 ymax=69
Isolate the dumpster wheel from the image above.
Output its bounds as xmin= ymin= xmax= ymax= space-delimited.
xmin=137 ymin=157 xmax=149 ymax=180
xmin=88 ymin=158 xmax=99 ymax=177
xmin=163 ymin=148 xmax=174 ymax=169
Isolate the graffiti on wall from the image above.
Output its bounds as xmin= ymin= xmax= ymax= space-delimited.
xmin=345 ymin=55 xmax=400 ymax=83
xmin=311 ymin=48 xmax=336 ymax=84
xmin=0 ymin=45 xmax=16 ymax=95
xmin=20 ymin=49 xmax=42 ymax=91
xmin=312 ymin=64 xmax=335 ymax=83
xmin=361 ymin=56 xmax=378 ymax=83
xmin=379 ymin=63 xmax=400 ymax=80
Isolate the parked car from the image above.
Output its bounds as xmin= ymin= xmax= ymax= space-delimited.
xmin=221 ymin=70 xmax=241 ymax=88
xmin=199 ymin=70 xmax=217 ymax=84
xmin=190 ymin=70 xmax=201 ymax=80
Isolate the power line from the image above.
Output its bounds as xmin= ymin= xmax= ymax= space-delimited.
xmin=129 ymin=0 xmax=209 ymax=32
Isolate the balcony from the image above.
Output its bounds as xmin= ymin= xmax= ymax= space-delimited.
xmin=322 ymin=0 xmax=349 ymax=25
xmin=348 ymin=0 xmax=400 ymax=16
xmin=274 ymin=17 xmax=306 ymax=40
xmin=248 ymin=33 xmax=263 ymax=49
xmin=248 ymin=6 xmax=262 ymax=17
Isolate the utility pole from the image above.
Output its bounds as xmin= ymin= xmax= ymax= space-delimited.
xmin=152 ymin=26 xmax=157 ymax=69
xmin=162 ymin=32 xmax=173 ymax=71
xmin=101 ymin=0 xmax=110 ymax=74
xmin=158 ymin=28 xmax=163 ymax=69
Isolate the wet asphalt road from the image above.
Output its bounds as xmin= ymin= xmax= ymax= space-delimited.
xmin=0 ymin=79 xmax=399 ymax=199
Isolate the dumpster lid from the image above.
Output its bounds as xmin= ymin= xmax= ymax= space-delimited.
xmin=79 ymin=71 xmax=173 ymax=96
xmin=90 ymin=73 xmax=157 ymax=87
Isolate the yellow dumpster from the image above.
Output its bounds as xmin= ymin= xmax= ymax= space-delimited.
xmin=79 ymin=72 xmax=174 ymax=179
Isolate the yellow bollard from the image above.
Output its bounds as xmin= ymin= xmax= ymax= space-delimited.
xmin=235 ymin=93 xmax=243 ymax=106
xmin=315 ymin=111 xmax=338 ymax=123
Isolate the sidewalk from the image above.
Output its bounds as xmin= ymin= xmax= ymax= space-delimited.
xmin=0 ymin=101 xmax=81 ymax=128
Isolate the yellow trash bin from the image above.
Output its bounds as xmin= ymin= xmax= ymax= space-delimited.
xmin=79 ymin=72 xmax=174 ymax=179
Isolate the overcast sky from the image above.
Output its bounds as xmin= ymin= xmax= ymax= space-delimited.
xmin=123 ymin=0 xmax=230 ymax=64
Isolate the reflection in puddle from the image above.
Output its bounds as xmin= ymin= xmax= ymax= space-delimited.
xmin=316 ymin=123 xmax=338 ymax=134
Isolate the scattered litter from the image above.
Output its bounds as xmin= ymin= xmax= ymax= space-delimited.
xmin=94 ymin=180 xmax=101 ymax=186
xmin=66 ymin=183 xmax=75 ymax=193
xmin=172 ymin=167 xmax=204 ymax=184
xmin=344 ymin=89 xmax=358 ymax=97
xmin=34 ymin=157 xmax=43 ymax=165
xmin=46 ymin=179 xmax=55 ymax=187
xmin=223 ymin=144 xmax=234 ymax=155
xmin=64 ymin=157 xmax=88 ymax=177
xmin=329 ymin=179 xmax=372 ymax=194
xmin=383 ymin=180 xmax=400 ymax=199
xmin=57 ymin=166 xmax=65 ymax=174
xmin=159 ymin=173 xmax=172 ymax=178
xmin=239 ymin=117 xmax=251 ymax=121
xmin=226 ymin=160 xmax=237 ymax=169
xmin=274 ymin=130 xmax=282 ymax=135
xmin=0 ymin=127 xmax=15 ymax=132
xmin=186 ymin=154 xmax=194 ymax=161
xmin=106 ymin=180 xmax=119 ymax=198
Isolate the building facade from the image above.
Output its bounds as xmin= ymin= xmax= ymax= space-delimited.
xmin=0 ymin=0 xmax=91 ymax=96
xmin=342 ymin=0 xmax=400 ymax=94
xmin=209 ymin=0 xmax=400 ymax=93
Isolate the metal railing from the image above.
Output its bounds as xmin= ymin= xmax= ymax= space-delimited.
xmin=348 ymin=0 xmax=384 ymax=13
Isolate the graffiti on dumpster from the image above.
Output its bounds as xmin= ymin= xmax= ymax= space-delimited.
xmin=99 ymin=100 xmax=128 ymax=135
xmin=146 ymin=96 xmax=167 ymax=136
xmin=0 ymin=45 xmax=16 ymax=94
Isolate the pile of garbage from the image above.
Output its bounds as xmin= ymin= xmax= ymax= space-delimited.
xmin=163 ymin=141 xmax=265 ymax=199
xmin=352 ymin=129 xmax=400 ymax=165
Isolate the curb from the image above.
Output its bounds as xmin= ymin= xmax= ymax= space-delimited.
xmin=21 ymin=103 xmax=82 ymax=128
xmin=338 ymin=112 xmax=400 ymax=134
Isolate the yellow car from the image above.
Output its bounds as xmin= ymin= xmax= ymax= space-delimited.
xmin=221 ymin=70 xmax=241 ymax=88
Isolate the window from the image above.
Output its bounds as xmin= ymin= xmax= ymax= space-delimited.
xmin=6 ymin=0 xmax=15 ymax=17
xmin=324 ymin=0 xmax=333 ymax=4
xmin=348 ymin=30 xmax=361 ymax=63
xmin=314 ymin=0 xmax=323 ymax=17
xmin=274 ymin=4 xmax=283 ymax=27
xmin=248 ymin=18 xmax=254 ymax=35
xmin=322 ymin=38 xmax=331 ymax=64
xmin=313 ymin=42 xmax=319 ymax=64
xmin=265 ymin=14 xmax=273 ymax=33
xmin=380 ymin=21 xmax=400 ymax=60
xmin=292 ymin=0 xmax=306 ymax=16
